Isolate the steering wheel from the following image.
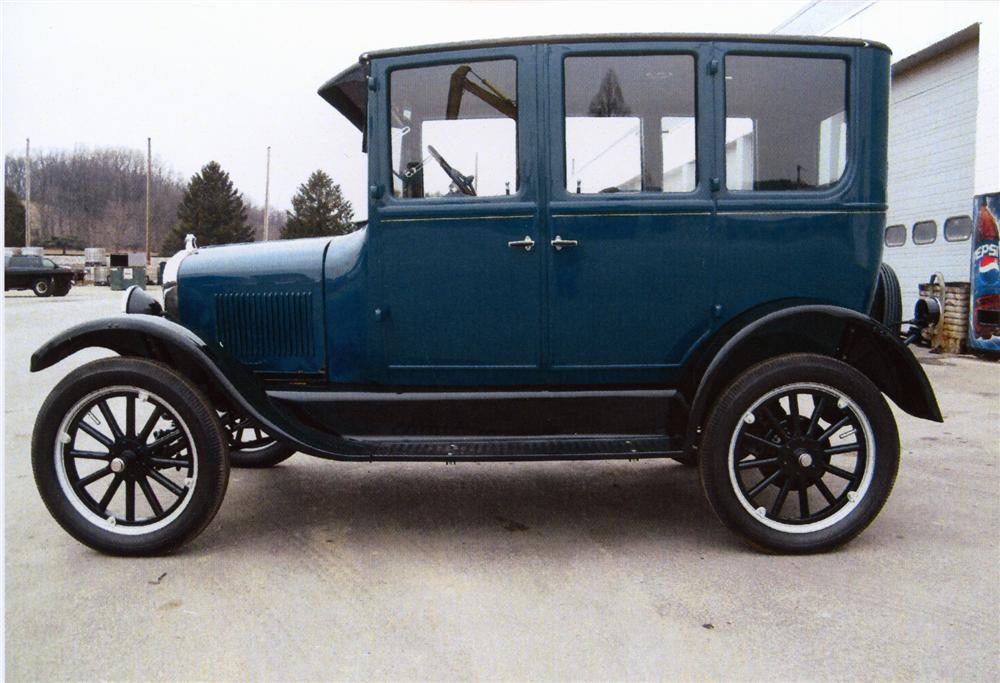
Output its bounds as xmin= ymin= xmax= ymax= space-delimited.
xmin=427 ymin=145 xmax=476 ymax=196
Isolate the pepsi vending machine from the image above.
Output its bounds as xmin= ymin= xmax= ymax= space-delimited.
xmin=969 ymin=192 xmax=1000 ymax=353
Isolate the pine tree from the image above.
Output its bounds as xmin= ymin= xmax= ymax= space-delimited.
xmin=281 ymin=170 xmax=356 ymax=239
xmin=589 ymin=69 xmax=632 ymax=117
xmin=162 ymin=161 xmax=254 ymax=253
xmin=4 ymin=185 xmax=26 ymax=248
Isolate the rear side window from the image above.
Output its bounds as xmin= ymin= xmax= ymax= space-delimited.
xmin=563 ymin=54 xmax=696 ymax=194
xmin=389 ymin=59 xmax=518 ymax=199
xmin=884 ymin=224 xmax=906 ymax=247
xmin=725 ymin=55 xmax=847 ymax=191
xmin=8 ymin=256 xmax=30 ymax=267
xmin=944 ymin=215 xmax=972 ymax=242
xmin=913 ymin=220 xmax=937 ymax=245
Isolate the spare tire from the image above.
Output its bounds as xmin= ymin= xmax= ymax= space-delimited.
xmin=870 ymin=262 xmax=902 ymax=334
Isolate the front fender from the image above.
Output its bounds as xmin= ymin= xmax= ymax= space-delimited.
xmin=30 ymin=315 xmax=372 ymax=460
xmin=684 ymin=304 xmax=942 ymax=453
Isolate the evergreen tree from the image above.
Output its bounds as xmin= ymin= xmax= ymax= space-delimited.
xmin=162 ymin=161 xmax=253 ymax=253
xmin=589 ymin=69 xmax=632 ymax=117
xmin=5 ymin=185 xmax=26 ymax=248
xmin=281 ymin=170 xmax=356 ymax=239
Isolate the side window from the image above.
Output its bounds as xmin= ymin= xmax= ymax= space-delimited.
xmin=725 ymin=55 xmax=847 ymax=191
xmin=884 ymin=224 xmax=906 ymax=247
xmin=8 ymin=256 xmax=29 ymax=268
xmin=913 ymin=220 xmax=937 ymax=245
xmin=564 ymin=54 xmax=695 ymax=194
xmin=944 ymin=215 xmax=973 ymax=242
xmin=389 ymin=59 xmax=517 ymax=199
xmin=42 ymin=258 xmax=58 ymax=268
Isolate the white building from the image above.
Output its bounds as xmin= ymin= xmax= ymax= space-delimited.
xmin=773 ymin=0 xmax=1000 ymax=315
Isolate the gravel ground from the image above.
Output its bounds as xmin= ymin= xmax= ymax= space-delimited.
xmin=4 ymin=286 xmax=999 ymax=681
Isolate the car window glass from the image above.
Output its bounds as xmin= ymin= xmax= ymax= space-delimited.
xmin=725 ymin=55 xmax=847 ymax=191
xmin=564 ymin=54 xmax=695 ymax=194
xmin=390 ymin=59 xmax=517 ymax=199
xmin=8 ymin=256 xmax=29 ymax=267
xmin=42 ymin=258 xmax=58 ymax=268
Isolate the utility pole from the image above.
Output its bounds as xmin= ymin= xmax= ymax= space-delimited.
xmin=146 ymin=137 xmax=152 ymax=266
xmin=263 ymin=146 xmax=271 ymax=241
xmin=24 ymin=138 xmax=31 ymax=247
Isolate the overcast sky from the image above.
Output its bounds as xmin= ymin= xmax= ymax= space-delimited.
xmin=2 ymin=1 xmax=810 ymax=217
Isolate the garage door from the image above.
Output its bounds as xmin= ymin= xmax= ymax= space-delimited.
xmin=883 ymin=37 xmax=978 ymax=317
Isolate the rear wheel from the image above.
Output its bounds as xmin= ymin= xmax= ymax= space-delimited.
xmin=32 ymin=357 xmax=229 ymax=555
xmin=699 ymin=354 xmax=899 ymax=553
xmin=32 ymin=278 xmax=52 ymax=297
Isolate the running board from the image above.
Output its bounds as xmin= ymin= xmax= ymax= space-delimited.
xmin=351 ymin=435 xmax=681 ymax=462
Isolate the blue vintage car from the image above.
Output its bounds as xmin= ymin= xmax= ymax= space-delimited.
xmin=30 ymin=34 xmax=942 ymax=556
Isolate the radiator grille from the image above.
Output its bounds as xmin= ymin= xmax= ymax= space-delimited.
xmin=215 ymin=291 xmax=314 ymax=359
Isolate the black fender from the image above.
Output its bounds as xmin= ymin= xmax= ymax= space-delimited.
xmin=30 ymin=315 xmax=373 ymax=460
xmin=682 ymin=303 xmax=943 ymax=453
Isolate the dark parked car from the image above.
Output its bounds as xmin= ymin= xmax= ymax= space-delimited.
xmin=30 ymin=34 xmax=942 ymax=556
xmin=5 ymin=254 xmax=74 ymax=297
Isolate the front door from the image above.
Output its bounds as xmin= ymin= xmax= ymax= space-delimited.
xmin=543 ymin=45 xmax=716 ymax=385
xmin=369 ymin=48 xmax=543 ymax=385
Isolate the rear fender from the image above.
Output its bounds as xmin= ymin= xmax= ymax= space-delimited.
xmin=683 ymin=304 xmax=942 ymax=453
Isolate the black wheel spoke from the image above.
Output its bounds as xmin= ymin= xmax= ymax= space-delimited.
xmin=742 ymin=432 xmax=785 ymax=453
xmin=798 ymin=488 xmax=810 ymax=518
xmin=125 ymin=395 xmax=136 ymax=437
xmin=125 ymin=480 xmax=136 ymax=522
xmin=75 ymin=466 xmax=112 ymax=489
xmin=97 ymin=474 xmax=123 ymax=513
xmin=138 ymin=476 xmax=163 ymax=516
xmin=148 ymin=429 xmax=182 ymax=452
xmin=138 ymin=405 xmax=164 ymax=442
xmin=97 ymin=399 xmax=124 ymax=441
xmin=815 ymin=479 xmax=837 ymax=505
xmin=746 ymin=470 xmax=782 ymax=500
xmin=771 ymin=478 xmax=792 ymax=517
xmin=759 ymin=405 xmax=789 ymax=440
xmin=148 ymin=469 xmax=185 ymax=497
xmin=737 ymin=456 xmax=781 ymax=471
xmin=821 ymin=462 xmax=858 ymax=482
xmin=806 ymin=395 xmax=828 ymax=438
xmin=150 ymin=456 xmax=192 ymax=469
xmin=787 ymin=393 xmax=801 ymax=436
xmin=77 ymin=421 xmax=113 ymax=448
xmin=69 ymin=449 xmax=110 ymax=461
xmin=818 ymin=416 xmax=852 ymax=443
xmin=825 ymin=442 xmax=861 ymax=455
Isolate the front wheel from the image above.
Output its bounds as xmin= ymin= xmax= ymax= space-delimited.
xmin=32 ymin=357 xmax=230 ymax=555
xmin=219 ymin=411 xmax=295 ymax=468
xmin=699 ymin=354 xmax=899 ymax=553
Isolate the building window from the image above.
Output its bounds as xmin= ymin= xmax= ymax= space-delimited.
xmin=912 ymin=220 xmax=937 ymax=245
xmin=564 ymin=54 xmax=695 ymax=194
xmin=725 ymin=55 xmax=847 ymax=191
xmin=884 ymin=224 xmax=906 ymax=247
xmin=944 ymin=215 xmax=973 ymax=242
xmin=389 ymin=59 xmax=518 ymax=199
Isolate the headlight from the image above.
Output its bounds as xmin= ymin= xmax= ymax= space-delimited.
xmin=122 ymin=285 xmax=163 ymax=316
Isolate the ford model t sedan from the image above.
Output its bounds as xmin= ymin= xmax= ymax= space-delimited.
xmin=30 ymin=34 xmax=942 ymax=556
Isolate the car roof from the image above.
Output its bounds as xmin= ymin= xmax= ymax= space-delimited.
xmin=319 ymin=33 xmax=890 ymax=131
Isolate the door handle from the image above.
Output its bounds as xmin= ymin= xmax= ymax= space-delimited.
xmin=551 ymin=235 xmax=579 ymax=251
xmin=507 ymin=235 xmax=535 ymax=251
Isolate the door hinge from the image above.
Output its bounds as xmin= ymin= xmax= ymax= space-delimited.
xmin=367 ymin=76 xmax=379 ymax=92
xmin=710 ymin=177 xmax=721 ymax=192
xmin=369 ymin=184 xmax=384 ymax=200
xmin=712 ymin=304 xmax=723 ymax=318
xmin=708 ymin=59 xmax=719 ymax=75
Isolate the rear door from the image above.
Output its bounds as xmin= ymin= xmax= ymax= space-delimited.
xmin=368 ymin=47 xmax=543 ymax=386
xmin=543 ymin=43 xmax=716 ymax=385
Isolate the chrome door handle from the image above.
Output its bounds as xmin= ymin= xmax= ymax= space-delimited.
xmin=551 ymin=235 xmax=579 ymax=250
xmin=507 ymin=235 xmax=535 ymax=251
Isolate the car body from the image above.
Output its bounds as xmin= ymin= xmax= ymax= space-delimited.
xmin=5 ymin=254 xmax=74 ymax=297
xmin=30 ymin=34 xmax=942 ymax=555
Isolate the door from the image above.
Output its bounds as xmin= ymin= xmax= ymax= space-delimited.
xmin=369 ymin=47 xmax=543 ymax=385
xmin=543 ymin=45 xmax=716 ymax=384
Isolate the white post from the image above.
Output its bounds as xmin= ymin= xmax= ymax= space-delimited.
xmin=263 ymin=146 xmax=271 ymax=241
xmin=24 ymin=138 xmax=31 ymax=247
xmin=146 ymin=137 xmax=152 ymax=266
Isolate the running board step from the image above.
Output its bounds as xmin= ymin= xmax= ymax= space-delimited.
xmin=354 ymin=435 xmax=682 ymax=461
